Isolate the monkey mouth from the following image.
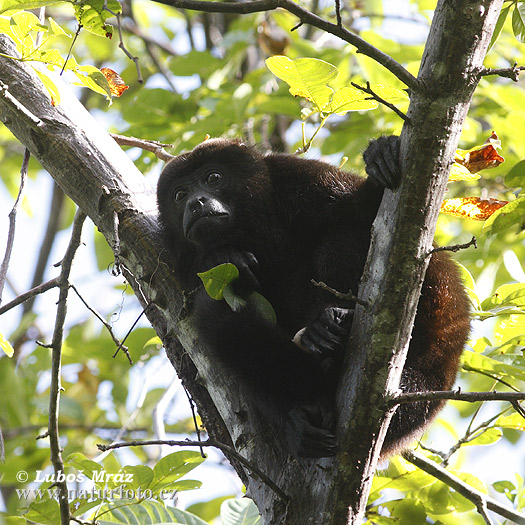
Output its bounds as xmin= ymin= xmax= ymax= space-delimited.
xmin=185 ymin=212 xmax=230 ymax=239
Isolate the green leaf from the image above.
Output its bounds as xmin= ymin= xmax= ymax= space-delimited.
xmin=481 ymin=283 xmax=525 ymax=309
xmin=187 ymin=495 xmax=235 ymax=522
xmin=34 ymin=68 xmax=60 ymax=105
xmin=151 ymin=450 xmax=204 ymax=492
xmin=48 ymin=16 xmax=70 ymax=37
xmin=265 ymin=56 xmax=338 ymax=112
xmin=198 ymin=263 xmax=239 ymax=300
xmin=221 ymin=498 xmax=261 ymax=525
xmin=462 ymin=350 xmax=525 ymax=382
xmin=463 ymin=427 xmax=503 ymax=447
xmin=383 ymin=498 xmax=427 ymax=524
xmin=329 ymin=86 xmax=378 ymax=115
xmin=0 ymin=332 xmax=14 ymax=357
xmin=120 ymin=465 xmax=154 ymax=490
xmin=0 ymin=0 xmax=60 ymax=15
xmin=483 ymin=196 xmax=525 ymax=235
xmin=512 ymin=2 xmax=525 ymax=43
xmin=24 ymin=499 xmax=61 ymax=525
xmin=505 ymin=159 xmax=525 ymax=187
xmin=367 ymin=83 xmax=410 ymax=102
xmin=93 ymin=500 xmax=208 ymax=524
xmin=496 ymin=413 xmax=525 ymax=431
xmin=75 ymin=64 xmax=112 ymax=99
xmin=73 ymin=0 xmax=122 ymax=38
xmin=489 ymin=3 xmax=511 ymax=50
xmin=66 ymin=452 xmax=104 ymax=480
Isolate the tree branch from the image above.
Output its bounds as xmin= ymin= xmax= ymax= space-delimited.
xmin=0 ymin=149 xmax=29 ymax=305
xmin=478 ymin=63 xmax=524 ymax=81
xmin=389 ymin=389 xmax=525 ymax=407
xmin=151 ymin=0 xmax=420 ymax=91
xmin=404 ymin=450 xmax=525 ymax=525
xmin=0 ymin=277 xmax=59 ymax=315
xmin=48 ymin=209 xmax=87 ymax=525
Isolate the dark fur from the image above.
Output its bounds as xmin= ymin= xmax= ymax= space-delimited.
xmin=157 ymin=136 xmax=471 ymax=457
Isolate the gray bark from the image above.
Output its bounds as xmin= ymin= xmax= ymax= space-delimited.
xmin=0 ymin=0 xmax=504 ymax=521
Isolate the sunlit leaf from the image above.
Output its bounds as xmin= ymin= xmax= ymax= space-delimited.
xmin=483 ymin=196 xmax=525 ymax=234
xmin=198 ymin=263 xmax=239 ymax=301
xmin=329 ymin=86 xmax=378 ymax=115
xmin=33 ymin=68 xmax=60 ymax=105
xmin=0 ymin=0 xmax=60 ymax=15
xmin=448 ymin=162 xmax=480 ymax=181
xmin=367 ymin=83 xmax=409 ymax=102
xmin=505 ymin=159 xmax=525 ymax=187
xmin=221 ymin=498 xmax=261 ymax=525
xmin=462 ymin=428 xmax=502 ymax=447
xmin=454 ymin=132 xmax=504 ymax=174
xmin=101 ymin=67 xmax=129 ymax=97
xmin=265 ymin=56 xmax=337 ymax=112
xmin=440 ymin=197 xmax=508 ymax=220
xmin=0 ymin=332 xmax=14 ymax=357
xmin=489 ymin=3 xmax=511 ymax=50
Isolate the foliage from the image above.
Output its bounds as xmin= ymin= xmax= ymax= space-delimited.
xmin=0 ymin=0 xmax=525 ymax=523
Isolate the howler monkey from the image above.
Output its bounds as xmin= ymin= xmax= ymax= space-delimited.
xmin=157 ymin=136 xmax=471 ymax=458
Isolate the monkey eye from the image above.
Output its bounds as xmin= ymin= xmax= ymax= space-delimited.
xmin=204 ymin=171 xmax=222 ymax=185
xmin=173 ymin=189 xmax=188 ymax=203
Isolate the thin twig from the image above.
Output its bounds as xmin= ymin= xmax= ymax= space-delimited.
xmin=479 ymin=63 xmax=524 ymax=82
xmin=69 ymin=284 xmax=129 ymax=356
xmin=0 ymin=149 xmax=29 ymax=306
xmin=351 ymin=81 xmax=410 ymax=121
xmin=404 ymin=450 xmax=525 ymax=525
xmin=48 ymin=209 xmax=87 ymax=525
xmin=110 ymin=133 xmax=175 ymax=162
xmin=112 ymin=304 xmax=152 ymax=362
xmin=112 ymin=12 xmax=143 ymax=82
xmin=183 ymin=386 xmax=205 ymax=457
xmin=430 ymin=236 xmax=477 ymax=255
xmin=311 ymin=279 xmax=368 ymax=307
xmin=334 ymin=0 xmax=342 ymax=27
xmin=97 ymin=438 xmax=289 ymax=502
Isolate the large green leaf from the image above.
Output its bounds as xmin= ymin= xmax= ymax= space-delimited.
xmin=265 ymin=56 xmax=337 ymax=112
xmin=329 ymin=86 xmax=378 ymax=115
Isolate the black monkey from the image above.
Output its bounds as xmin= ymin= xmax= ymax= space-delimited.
xmin=157 ymin=136 xmax=470 ymax=457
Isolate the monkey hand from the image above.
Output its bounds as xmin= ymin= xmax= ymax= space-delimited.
xmin=202 ymin=249 xmax=260 ymax=293
xmin=363 ymin=135 xmax=401 ymax=189
xmin=294 ymin=307 xmax=353 ymax=362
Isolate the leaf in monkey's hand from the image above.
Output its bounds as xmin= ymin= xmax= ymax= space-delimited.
xmin=440 ymin=197 xmax=508 ymax=221
xmin=223 ymin=284 xmax=247 ymax=312
xmin=198 ymin=263 xmax=239 ymax=300
xmin=223 ymin=288 xmax=276 ymax=324
xmin=247 ymin=291 xmax=277 ymax=325
xmin=198 ymin=263 xmax=277 ymax=323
